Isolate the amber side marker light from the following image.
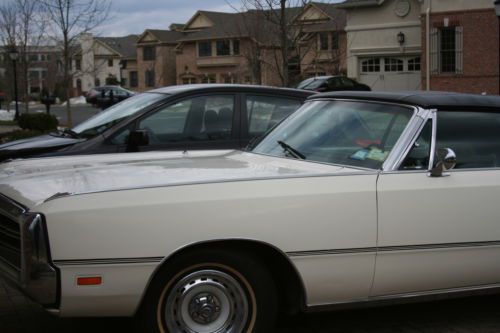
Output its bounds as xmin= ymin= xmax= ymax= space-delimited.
xmin=77 ymin=276 xmax=102 ymax=286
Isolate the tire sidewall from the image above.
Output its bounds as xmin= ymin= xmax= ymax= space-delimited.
xmin=138 ymin=249 xmax=277 ymax=333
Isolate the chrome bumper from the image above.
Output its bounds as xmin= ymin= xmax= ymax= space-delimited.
xmin=0 ymin=194 xmax=58 ymax=306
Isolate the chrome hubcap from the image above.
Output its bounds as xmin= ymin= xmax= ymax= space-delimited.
xmin=164 ymin=269 xmax=249 ymax=333
xmin=189 ymin=293 xmax=222 ymax=324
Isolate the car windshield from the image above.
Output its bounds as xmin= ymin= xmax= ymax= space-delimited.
xmin=296 ymin=78 xmax=327 ymax=90
xmin=72 ymin=92 xmax=165 ymax=138
xmin=252 ymin=100 xmax=414 ymax=170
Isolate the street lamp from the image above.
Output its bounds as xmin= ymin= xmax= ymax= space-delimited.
xmin=495 ymin=0 xmax=500 ymax=95
xmin=8 ymin=47 xmax=20 ymax=121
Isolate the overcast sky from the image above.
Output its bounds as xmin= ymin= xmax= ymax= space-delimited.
xmin=97 ymin=0 xmax=342 ymax=37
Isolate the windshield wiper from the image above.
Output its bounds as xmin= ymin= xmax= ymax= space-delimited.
xmin=277 ymin=140 xmax=305 ymax=160
xmin=61 ymin=129 xmax=80 ymax=139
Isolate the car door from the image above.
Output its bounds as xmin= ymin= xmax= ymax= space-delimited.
xmin=373 ymin=110 xmax=500 ymax=297
xmin=134 ymin=93 xmax=240 ymax=152
xmin=241 ymin=94 xmax=303 ymax=148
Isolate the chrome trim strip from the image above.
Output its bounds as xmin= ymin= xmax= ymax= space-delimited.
xmin=53 ymin=257 xmax=164 ymax=266
xmin=43 ymin=170 xmax=378 ymax=203
xmin=427 ymin=109 xmax=438 ymax=174
xmin=307 ymin=283 xmax=500 ymax=310
xmin=287 ymin=240 xmax=500 ymax=257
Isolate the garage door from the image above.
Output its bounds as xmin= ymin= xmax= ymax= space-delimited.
xmin=359 ymin=56 xmax=422 ymax=91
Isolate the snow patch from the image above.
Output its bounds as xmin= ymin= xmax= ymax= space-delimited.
xmin=61 ymin=96 xmax=87 ymax=106
xmin=0 ymin=109 xmax=15 ymax=121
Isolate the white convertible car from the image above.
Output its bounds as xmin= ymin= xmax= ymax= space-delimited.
xmin=0 ymin=91 xmax=499 ymax=332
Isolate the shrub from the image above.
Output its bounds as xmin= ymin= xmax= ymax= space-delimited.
xmin=18 ymin=113 xmax=58 ymax=132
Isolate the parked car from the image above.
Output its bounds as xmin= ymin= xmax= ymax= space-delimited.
xmin=296 ymin=75 xmax=371 ymax=92
xmin=1 ymin=91 xmax=499 ymax=332
xmin=0 ymin=84 xmax=313 ymax=161
xmin=85 ymin=85 xmax=135 ymax=105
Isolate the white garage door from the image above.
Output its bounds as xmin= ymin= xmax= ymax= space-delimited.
xmin=359 ymin=56 xmax=422 ymax=91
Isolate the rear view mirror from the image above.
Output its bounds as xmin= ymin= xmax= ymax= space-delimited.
xmin=429 ymin=148 xmax=457 ymax=177
xmin=127 ymin=130 xmax=149 ymax=149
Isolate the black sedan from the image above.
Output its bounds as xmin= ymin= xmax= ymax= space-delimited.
xmin=0 ymin=84 xmax=313 ymax=161
xmin=296 ymin=76 xmax=371 ymax=92
xmin=86 ymin=85 xmax=135 ymax=106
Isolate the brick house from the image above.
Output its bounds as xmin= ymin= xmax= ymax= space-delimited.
xmin=0 ymin=45 xmax=62 ymax=101
xmin=174 ymin=4 xmax=346 ymax=87
xmin=136 ymin=28 xmax=184 ymax=91
xmin=297 ymin=2 xmax=347 ymax=78
xmin=421 ymin=0 xmax=499 ymax=95
xmin=339 ymin=0 xmax=499 ymax=94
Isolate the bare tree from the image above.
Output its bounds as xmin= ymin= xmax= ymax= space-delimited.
xmin=41 ymin=0 xmax=111 ymax=127
xmin=240 ymin=0 xmax=309 ymax=87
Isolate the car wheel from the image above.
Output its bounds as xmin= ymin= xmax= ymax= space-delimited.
xmin=138 ymin=249 xmax=277 ymax=333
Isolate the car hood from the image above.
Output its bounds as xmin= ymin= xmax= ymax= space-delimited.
xmin=0 ymin=150 xmax=360 ymax=208
xmin=0 ymin=133 xmax=84 ymax=161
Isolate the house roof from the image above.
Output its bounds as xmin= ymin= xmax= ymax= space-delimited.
xmin=337 ymin=0 xmax=385 ymax=9
xmin=96 ymin=35 xmax=139 ymax=59
xmin=177 ymin=5 xmax=345 ymax=44
xmin=139 ymin=29 xmax=185 ymax=44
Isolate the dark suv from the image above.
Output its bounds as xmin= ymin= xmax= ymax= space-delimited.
xmin=296 ymin=76 xmax=371 ymax=92
xmin=0 ymin=84 xmax=313 ymax=161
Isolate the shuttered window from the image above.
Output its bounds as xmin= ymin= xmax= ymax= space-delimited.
xmin=429 ymin=26 xmax=463 ymax=74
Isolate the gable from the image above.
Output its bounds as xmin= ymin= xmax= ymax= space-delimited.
xmin=298 ymin=5 xmax=330 ymax=22
xmin=184 ymin=12 xmax=214 ymax=30
xmin=137 ymin=31 xmax=159 ymax=44
xmin=93 ymin=40 xmax=120 ymax=56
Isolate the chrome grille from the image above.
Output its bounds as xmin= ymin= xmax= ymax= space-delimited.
xmin=0 ymin=212 xmax=21 ymax=272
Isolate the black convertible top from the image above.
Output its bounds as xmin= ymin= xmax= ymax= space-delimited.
xmin=309 ymin=91 xmax=500 ymax=110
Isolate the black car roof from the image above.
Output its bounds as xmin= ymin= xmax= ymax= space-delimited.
xmin=149 ymin=84 xmax=314 ymax=97
xmin=309 ymin=91 xmax=500 ymax=110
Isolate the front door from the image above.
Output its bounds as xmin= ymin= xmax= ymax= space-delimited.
xmin=373 ymin=111 xmax=500 ymax=296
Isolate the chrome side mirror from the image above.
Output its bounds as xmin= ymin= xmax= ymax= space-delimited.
xmin=429 ymin=148 xmax=457 ymax=177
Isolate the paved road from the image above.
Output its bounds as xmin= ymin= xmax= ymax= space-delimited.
xmin=2 ymin=276 xmax=500 ymax=333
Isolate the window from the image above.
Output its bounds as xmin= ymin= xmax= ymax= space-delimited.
xmin=145 ymin=69 xmax=155 ymax=87
xmin=384 ymin=58 xmax=404 ymax=72
xmin=46 ymin=54 xmax=51 ymax=61
xmin=108 ymin=59 xmax=113 ymax=67
xmin=28 ymin=54 xmax=38 ymax=61
xmin=233 ymin=40 xmax=240 ymax=55
xmin=29 ymin=71 xmax=39 ymax=80
xmin=408 ymin=57 xmax=421 ymax=71
xmin=253 ymin=100 xmax=413 ymax=170
xmin=201 ymin=74 xmax=216 ymax=84
xmin=198 ymin=41 xmax=212 ymax=57
xmin=76 ymin=79 xmax=82 ymax=91
xmin=246 ymin=96 xmax=301 ymax=136
xmin=143 ymin=46 xmax=156 ymax=61
xmin=95 ymin=78 xmax=101 ymax=87
xmin=138 ymin=95 xmax=235 ymax=144
xmin=182 ymin=77 xmax=196 ymax=84
xmin=430 ymin=26 xmax=463 ymax=74
xmin=331 ymin=32 xmax=339 ymax=50
xmin=130 ymin=71 xmax=138 ymax=87
xmin=75 ymin=59 xmax=81 ymax=70
xmin=437 ymin=112 xmax=500 ymax=169
xmin=41 ymin=70 xmax=47 ymax=79
xmin=402 ymin=112 xmax=500 ymax=170
xmin=361 ymin=58 xmax=380 ymax=73
xmin=319 ymin=33 xmax=328 ymax=50
xmin=216 ymin=40 xmax=231 ymax=56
